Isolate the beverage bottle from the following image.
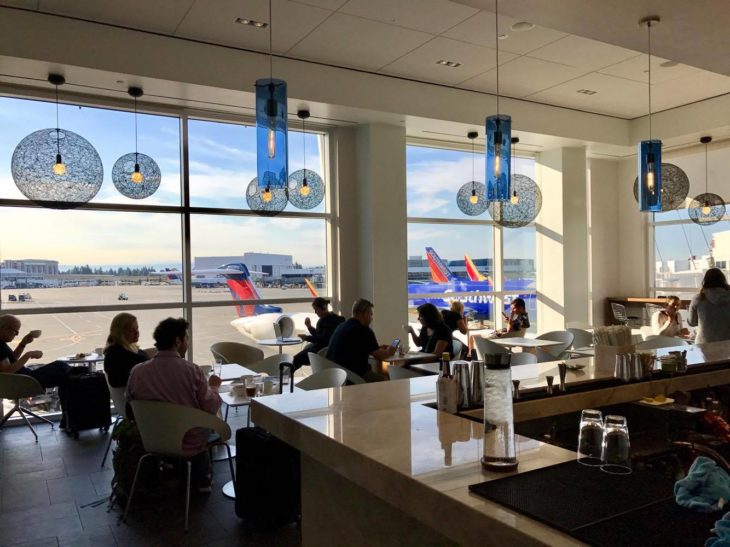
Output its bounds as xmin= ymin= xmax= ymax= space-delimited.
xmin=481 ymin=353 xmax=518 ymax=472
xmin=437 ymin=352 xmax=458 ymax=414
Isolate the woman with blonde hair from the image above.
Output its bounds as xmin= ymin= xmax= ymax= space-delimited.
xmin=103 ymin=313 xmax=149 ymax=387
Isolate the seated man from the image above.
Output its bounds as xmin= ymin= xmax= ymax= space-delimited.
xmin=293 ymin=297 xmax=345 ymax=369
xmin=651 ymin=295 xmax=691 ymax=337
xmin=326 ymin=299 xmax=396 ymax=383
xmin=0 ymin=314 xmax=71 ymax=423
xmin=126 ymin=317 xmax=222 ymax=493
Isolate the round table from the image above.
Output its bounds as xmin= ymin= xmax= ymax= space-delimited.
xmin=57 ymin=352 xmax=105 ymax=370
xmin=257 ymin=338 xmax=303 ymax=354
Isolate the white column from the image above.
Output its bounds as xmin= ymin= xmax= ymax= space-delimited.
xmin=536 ymin=147 xmax=590 ymax=331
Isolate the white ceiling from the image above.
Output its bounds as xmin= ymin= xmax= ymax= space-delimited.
xmin=3 ymin=0 xmax=730 ymax=119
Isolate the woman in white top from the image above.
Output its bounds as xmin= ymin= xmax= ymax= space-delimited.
xmin=651 ymin=296 xmax=690 ymax=337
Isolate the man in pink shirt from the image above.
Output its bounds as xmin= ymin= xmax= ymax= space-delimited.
xmin=127 ymin=317 xmax=222 ymax=492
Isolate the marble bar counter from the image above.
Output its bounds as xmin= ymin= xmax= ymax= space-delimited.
xmin=252 ymin=376 xmax=582 ymax=546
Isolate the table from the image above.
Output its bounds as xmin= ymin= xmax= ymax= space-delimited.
xmin=218 ymin=363 xmax=257 ymax=382
xmin=568 ymin=346 xmax=595 ymax=357
xmin=491 ymin=337 xmax=564 ymax=354
xmin=383 ymin=351 xmax=433 ymax=365
xmin=257 ymin=338 xmax=303 ymax=354
xmin=57 ymin=352 xmax=105 ymax=370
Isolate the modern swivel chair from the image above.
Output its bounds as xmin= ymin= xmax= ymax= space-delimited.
xmin=247 ymin=353 xmax=294 ymax=376
xmin=296 ymin=368 xmax=347 ymax=390
xmin=567 ymin=328 xmax=593 ymax=349
xmin=0 ymin=373 xmax=54 ymax=441
xmin=536 ymin=330 xmax=574 ymax=358
xmin=100 ymin=371 xmax=128 ymax=468
xmin=610 ymin=302 xmax=642 ymax=327
xmin=308 ymin=353 xmax=365 ymax=385
xmin=276 ymin=316 xmax=295 ymax=339
xmin=123 ymin=400 xmax=235 ymax=532
xmin=210 ymin=341 xmax=264 ymax=365
xmin=509 ymin=352 xmax=538 ymax=366
xmin=473 ymin=337 xmax=509 ymax=360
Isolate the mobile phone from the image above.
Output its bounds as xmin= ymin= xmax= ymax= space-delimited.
xmin=391 ymin=338 xmax=400 ymax=348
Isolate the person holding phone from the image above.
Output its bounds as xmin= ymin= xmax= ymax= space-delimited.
xmin=497 ymin=298 xmax=530 ymax=338
xmin=407 ymin=303 xmax=454 ymax=358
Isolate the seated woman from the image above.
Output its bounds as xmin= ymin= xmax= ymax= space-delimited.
xmin=407 ymin=303 xmax=454 ymax=358
xmin=497 ymin=298 xmax=530 ymax=338
xmin=441 ymin=301 xmax=468 ymax=335
xmin=103 ymin=313 xmax=149 ymax=388
xmin=651 ymin=295 xmax=690 ymax=337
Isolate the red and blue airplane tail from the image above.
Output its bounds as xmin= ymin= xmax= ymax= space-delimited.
xmin=425 ymin=247 xmax=458 ymax=283
xmin=220 ymin=263 xmax=282 ymax=317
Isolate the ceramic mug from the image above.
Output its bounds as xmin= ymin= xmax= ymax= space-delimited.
xmin=200 ymin=364 xmax=213 ymax=376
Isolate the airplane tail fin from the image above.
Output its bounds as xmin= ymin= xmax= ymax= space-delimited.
xmin=220 ymin=263 xmax=282 ymax=317
xmin=305 ymin=278 xmax=319 ymax=297
xmin=464 ymin=254 xmax=488 ymax=282
xmin=425 ymin=247 xmax=457 ymax=283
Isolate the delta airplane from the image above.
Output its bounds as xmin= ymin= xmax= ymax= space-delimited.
xmin=408 ymin=248 xmax=535 ymax=320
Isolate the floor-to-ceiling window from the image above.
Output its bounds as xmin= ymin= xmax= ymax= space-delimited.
xmin=0 ymin=95 xmax=332 ymax=378
xmin=651 ymin=144 xmax=730 ymax=301
xmin=406 ymin=142 xmax=538 ymax=340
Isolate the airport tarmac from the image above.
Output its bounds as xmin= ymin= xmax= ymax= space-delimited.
xmin=1 ymin=285 xmax=314 ymax=365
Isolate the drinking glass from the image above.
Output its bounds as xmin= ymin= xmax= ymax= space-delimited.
xmin=577 ymin=409 xmax=604 ymax=466
xmin=601 ymin=415 xmax=631 ymax=475
xmin=244 ymin=375 xmax=257 ymax=399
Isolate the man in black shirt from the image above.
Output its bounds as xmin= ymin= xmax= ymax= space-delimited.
xmin=0 ymin=314 xmax=71 ymax=424
xmin=326 ymin=299 xmax=395 ymax=382
xmin=292 ymin=297 xmax=345 ymax=368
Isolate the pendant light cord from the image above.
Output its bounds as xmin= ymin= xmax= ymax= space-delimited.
xmin=269 ymin=0 xmax=273 ymax=80
xmin=647 ymin=20 xmax=652 ymax=140
xmin=302 ymin=116 xmax=306 ymax=173
xmin=495 ymin=0 xmax=500 ymax=116
xmin=55 ymin=83 xmax=60 ymax=155
xmin=705 ymin=142 xmax=709 ymax=194
xmin=134 ymin=96 xmax=139 ymax=162
xmin=471 ymin=138 xmax=475 ymax=191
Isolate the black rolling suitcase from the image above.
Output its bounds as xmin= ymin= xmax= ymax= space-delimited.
xmin=64 ymin=371 xmax=111 ymax=439
xmin=235 ymin=361 xmax=300 ymax=530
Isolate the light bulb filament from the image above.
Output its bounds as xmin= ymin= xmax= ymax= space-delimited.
xmin=300 ymin=179 xmax=311 ymax=196
xmin=267 ymin=128 xmax=276 ymax=159
xmin=131 ymin=163 xmax=144 ymax=184
xmin=702 ymin=202 xmax=711 ymax=215
xmin=510 ymin=191 xmax=519 ymax=205
xmin=469 ymin=190 xmax=478 ymax=205
xmin=53 ymin=153 xmax=66 ymax=176
xmin=262 ymin=187 xmax=273 ymax=203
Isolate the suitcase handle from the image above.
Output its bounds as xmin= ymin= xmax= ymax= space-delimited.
xmin=279 ymin=362 xmax=295 ymax=394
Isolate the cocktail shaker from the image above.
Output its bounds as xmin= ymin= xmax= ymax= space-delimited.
xmin=471 ymin=361 xmax=485 ymax=406
xmin=454 ymin=362 xmax=472 ymax=410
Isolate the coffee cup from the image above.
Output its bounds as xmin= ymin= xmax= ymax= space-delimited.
xmin=264 ymin=378 xmax=276 ymax=395
xmin=200 ymin=364 xmax=213 ymax=376
xmin=231 ymin=383 xmax=246 ymax=396
xmin=30 ymin=330 xmax=42 ymax=339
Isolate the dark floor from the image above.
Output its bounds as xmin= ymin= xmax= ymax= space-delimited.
xmin=0 ymin=409 xmax=301 ymax=547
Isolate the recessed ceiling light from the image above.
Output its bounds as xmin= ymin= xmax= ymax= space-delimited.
xmin=660 ymin=60 xmax=679 ymax=68
xmin=436 ymin=59 xmax=461 ymax=68
xmin=576 ymin=89 xmax=597 ymax=95
xmin=510 ymin=21 xmax=535 ymax=32
xmin=234 ymin=17 xmax=268 ymax=28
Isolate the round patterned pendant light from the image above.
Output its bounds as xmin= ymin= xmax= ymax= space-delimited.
xmin=488 ymin=138 xmax=542 ymax=228
xmin=112 ymin=87 xmax=162 ymax=199
xmin=11 ymin=74 xmax=103 ymax=209
xmin=246 ymin=176 xmax=288 ymax=216
xmin=688 ymin=136 xmax=725 ymax=226
xmin=632 ymin=163 xmax=689 ymax=211
xmin=456 ymin=131 xmax=488 ymax=216
xmin=288 ymin=109 xmax=325 ymax=209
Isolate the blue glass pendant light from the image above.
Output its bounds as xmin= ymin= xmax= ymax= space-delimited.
xmin=485 ymin=0 xmax=511 ymax=202
xmin=638 ymin=16 xmax=662 ymax=212
xmin=255 ymin=0 xmax=287 ymax=191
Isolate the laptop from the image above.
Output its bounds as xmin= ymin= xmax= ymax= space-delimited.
xmin=273 ymin=321 xmax=301 ymax=343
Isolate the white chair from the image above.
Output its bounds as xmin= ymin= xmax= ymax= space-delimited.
xmin=0 ymin=373 xmax=53 ymax=441
xmin=536 ymin=349 xmax=560 ymax=363
xmin=308 ymin=353 xmax=365 ymax=385
xmin=509 ymin=352 xmax=537 ymax=366
xmin=452 ymin=339 xmax=463 ymax=359
xmin=247 ymin=353 xmax=294 ymax=376
xmin=296 ymin=369 xmax=347 ymax=390
xmin=388 ymin=365 xmax=421 ymax=380
xmin=123 ymin=400 xmax=235 ymax=532
xmin=473 ymin=337 xmax=509 ymax=360
xmin=567 ymin=328 xmax=593 ymax=349
xmin=101 ymin=372 xmax=128 ymax=468
xmin=536 ymin=330 xmax=574 ymax=358
xmin=636 ymin=336 xmax=689 ymax=351
xmin=210 ymin=341 xmax=264 ymax=365
xmin=317 ymin=346 xmax=329 ymax=357
xmin=277 ymin=316 xmax=295 ymax=338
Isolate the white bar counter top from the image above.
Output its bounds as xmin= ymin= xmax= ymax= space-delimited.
xmin=252 ymin=376 xmax=581 ymax=546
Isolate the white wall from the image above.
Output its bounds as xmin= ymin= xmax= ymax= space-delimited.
xmin=617 ymin=157 xmax=649 ymax=295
